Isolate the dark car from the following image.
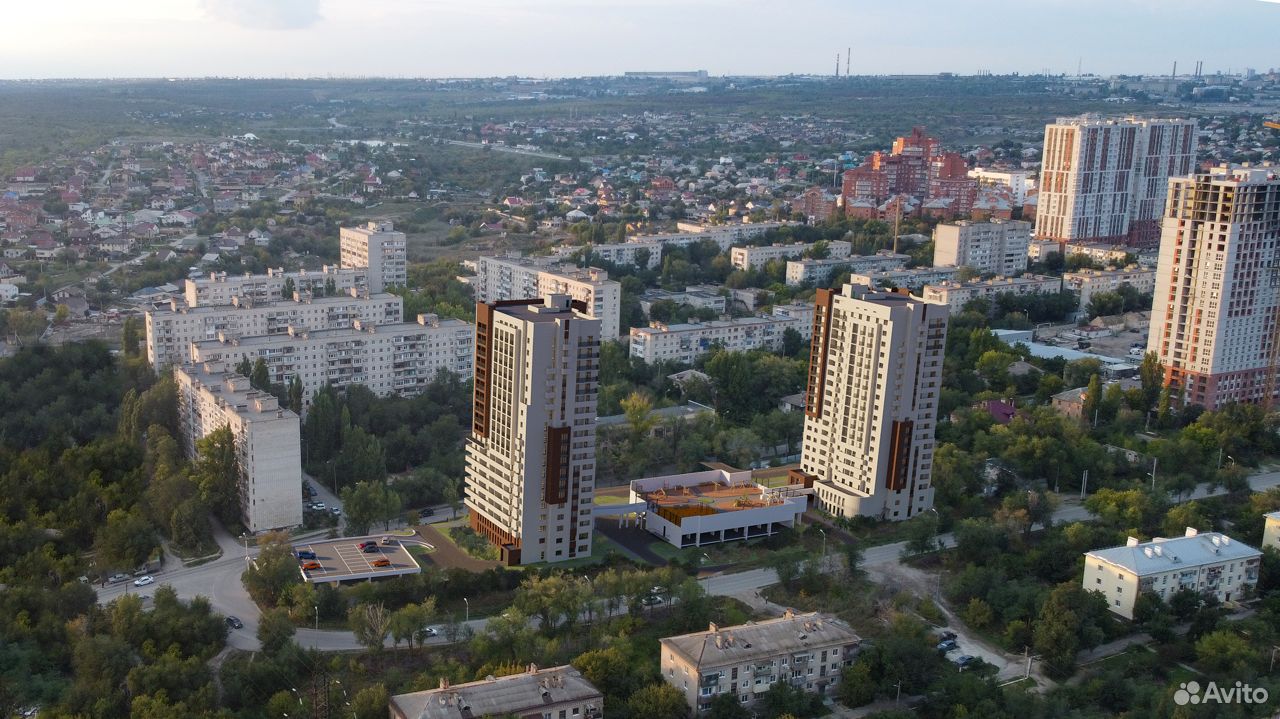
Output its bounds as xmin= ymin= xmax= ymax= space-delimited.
xmin=362 ymin=544 xmax=380 ymax=554
xmin=955 ymin=655 xmax=976 ymax=667
xmin=936 ymin=639 xmax=958 ymax=652
xmin=937 ymin=630 xmax=957 ymax=642
xmin=419 ymin=507 xmax=435 ymax=518
xmin=225 ymin=616 xmax=244 ymax=629
xmin=296 ymin=550 xmax=316 ymax=560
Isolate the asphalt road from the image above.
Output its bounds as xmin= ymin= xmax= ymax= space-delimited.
xmin=97 ymin=470 xmax=1280 ymax=653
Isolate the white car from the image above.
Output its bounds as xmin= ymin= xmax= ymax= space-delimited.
xmin=422 ymin=626 xmax=439 ymax=637
xmin=133 ymin=576 xmax=155 ymax=587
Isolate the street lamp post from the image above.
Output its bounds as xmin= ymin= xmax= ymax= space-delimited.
xmin=314 ymin=605 xmax=319 ymax=631
xmin=463 ymin=597 xmax=469 ymax=623
xmin=817 ymin=528 xmax=827 ymax=570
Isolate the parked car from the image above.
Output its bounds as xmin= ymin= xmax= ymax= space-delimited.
xmin=133 ymin=576 xmax=154 ymax=587
xmin=371 ymin=558 xmax=391 ymax=567
xmin=650 ymin=585 xmax=668 ymax=595
xmin=936 ymin=630 xmax=957 ymax=642
xmin=421 ymin=626 xmax=439 ymax=637
xmin=936 ymin=639 xmax=958 ymax=652
xmin=641 ymin=595 xmax=663 ymax=606
xmin=311 ymin=502 xmax=327 ymax=511
xmin=225 ymin=616 xmax=244 ymax=629
xmin=358 ymin=540 xmax=375 ymax=548
xmin=108 ymin=573 xmax=131 ymax=584
xmin=133 ymin=567 xmax=152 ymax=577
xmin=954 ymin=655 xmax=976 ymax=667
xmin=330 ymin=507 xmax=342 ymax=517
xmin=362 ymin=544 xmax=380 ymax=554
xmin=301 ymin=561 xmax=321 ymax=571
xmin=380 ymin=536 xmax=397 ymax=545
xmin=296 ymin=550 xmax=317 ymax=560
xmin=419 ymin=507 xmax=435 ymax=518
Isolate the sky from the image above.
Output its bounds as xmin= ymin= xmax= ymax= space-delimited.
xmin=0 ymin=0 xmax=1276 ymax=79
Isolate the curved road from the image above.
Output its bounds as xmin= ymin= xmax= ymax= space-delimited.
xmin=97 ymin=470 xmax=1280 ymax=652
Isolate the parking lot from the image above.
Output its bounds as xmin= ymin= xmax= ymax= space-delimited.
xmin=294 ymin=536 xmax=422 ymax=583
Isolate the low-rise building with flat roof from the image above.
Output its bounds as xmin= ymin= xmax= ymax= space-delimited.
xmin=389 ymin=665 xmax=603 ymax=719
xmin=631 ymin=469 xmax=807 ymax=548
xmin=629 ymin=315 xmax=801 ymax=364
xmin=553 ymin=240 xmax=664 ymax=269
xmin=784 ymin=251 xmax=909 ymax=287
xmin=730 ymin=240 xmax=852 ymax=271
xmin=1084 ymin=529 xmax=1261 ymax=619
xmin=921 ymin=274 xmax=1062 ymax=312
xmin=1064 ymin=266 xmax=1156 ymax=311
xmin=849 ymin=266 xmax=960 ymax=291
xmin=660 ymin=610 xmax=861 ymax=714
xmin=184 ymin=265 xmax=369 ymax=307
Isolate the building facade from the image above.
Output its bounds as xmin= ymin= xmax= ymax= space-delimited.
xmin=1036 ymin=115 xmax=1197 ymax=248
xmin=472 ymin=256 xmax=622 ymax=339
xmin=184 ymin=266 xmax=369 ymax=307
xmin=630 ymin=470 xmax=807 ymax=548
xmin=552 ymin=240 xmax=664 ymax=269
xmin=389 ymin=666 xmax=603 ymax=719
xmin=464 ymin=296 xmax=601 ymax=566
xmin=339 ymin=220 xmax=407 ymax=292
xmin=1146 ymin=165 xmax=1280 ymax=409
xmin=145 ymin=292 xmax=403 ymax=367
xmin=1064 ymin=266 xmax=1156 ymax=311
xmin=629 ymin=315 xmax=802 ymax=364
xmin=660 ymin=610 xmax=861 ymax=715
xmin=784 ymin=252 xmax=910 ymax=287
xmin=730 ymin=240 xmax=852 ymax=271
xmin=798 ymin=284 xmax=949 ymax=520
xmin=968 ymin=168 xmax=1035 ymax=205
xmin=174 ymin=363 xmax=302 ymax=533
xmin=190 ymin=314 xmax=473 ymax=409
xmin=920 ymin=274 xmax=1063 ymax=312
xmin=1084 ymin=529 xmax=1261 ymax=619
xmin=849 ymin=266 xmax=960 ymax=291
xmin=932 ymin=219 xmax=1031 ymax=275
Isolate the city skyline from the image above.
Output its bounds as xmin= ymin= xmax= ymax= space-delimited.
xmin=1 ymin=0 xmax=1278 ymax=80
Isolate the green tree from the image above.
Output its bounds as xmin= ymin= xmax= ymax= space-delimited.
xmin=340 ymin=480 xmax=402 ymax=535
xmin=963 ymin=597 xmax=995 ymax=629
xmin=769 ymin=548 xmax=805 ymax=591
xmin=287 ymin=375 xmax=303 ymax=415
xmin=1196 ymin=630 xmax=1260 ymax=678
xmin=256 ymin=607 xmax=296 ymax=655
xmin=348 ymin=603 xmax=391 ymax=654
xmin=251 ymin=358 xmax=270 ymax=391
xmin=1082 ymin=374 xmax=1102 ymax=425
xmin=194 ymin=425 xmax=240 ymax=526
xmin=625 ymin=683 xmax=688 ymax=719
xmin=170 ymin=497 xmax=212 ymax=552
xmin=350 ymin=683 xmax=390 ymax=719
xmin=95 ymin=508 xmax=158 ymax=570
xmin=1139 ymin=351 xmax=1162 ymax=411
xmin=705 ymin=692 xmax=750 ymax=719
xmin=242 ymin=531 xmax=301 ymax=607
xmin=837 ymin=660 xmax=876 ymax=707
xmin=281 ymin=277 xmax=296 ymax=299
xmin=121 ymin=316 xmax=142 ymax=357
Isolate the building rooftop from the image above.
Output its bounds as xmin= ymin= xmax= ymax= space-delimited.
xmin=389 ymin=665 xmax=601 ymax=719
xmin=661 ymin=610 xmax=860 ymax=668
xmin=1086 ymin=530 xmax=1261 ymax=577
xmin=178 ymin=362 xmax=297 ymax=421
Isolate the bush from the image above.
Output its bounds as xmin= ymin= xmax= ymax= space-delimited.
xmin=449 ymin=526 xmax=500 ymax=561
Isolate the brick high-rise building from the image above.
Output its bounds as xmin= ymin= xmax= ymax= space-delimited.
xmin=797 ymin=284 xmax=949 ymax=520
xmin=464 ymin=295 xmax=601 ymax=565
xmin=841 ymin=127 xmax=976 ymax=219
xmin=1036 ymin=116 xmax=1197 ymax=249
xmin=1147 ymin=165 xmax=1280 ymax=410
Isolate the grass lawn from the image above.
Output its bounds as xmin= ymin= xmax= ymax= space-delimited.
xmin=592 ymin=494 xmax=632 ymax=506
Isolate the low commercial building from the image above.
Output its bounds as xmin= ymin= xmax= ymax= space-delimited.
xmin=921 ymin=274 xmax=1062 ymax=312
xmin=389 ymin=665 xmax=603 ymax=719
xmin=631 ymin=469 xmax=807 ymax=548
xmin=849 ymin=266 xmax=960 ymax=290
xmin=730 ymin=240 xmax=852 ymax=271
xmin=553 ymin=240 xmax=664 ymax=269
xmin=1064 ymin=266 xmax=1156 ymax=311
xmin=660 ymin=610 xmax=861 ymax=715
xmin=184 ymin=266 xmax=368 ymax=307
xmin=629 ymin=314 xmax=802 ymax=364
xmin=145 ymin=291 xmax=403 ymax=367
xmin=933 ymin=218 xmax=1031 ymax=275
xmin=1084 ymin=529 xmax=1261 ymax=619
xmin=190 ymin=313 xmax=474 ymax=410
xmin=784 ymin=251 xmax=910 ymax=287
xmin=473 ymin=255 xmax=622 ymax=338
xmin=174 ymin=363 xmax=302 ymax=533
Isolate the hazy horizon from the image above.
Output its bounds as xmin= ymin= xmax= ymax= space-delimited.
xmin=0 ymin=0 xmax=1276 ymax=81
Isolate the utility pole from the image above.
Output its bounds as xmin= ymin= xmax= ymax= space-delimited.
xmin=310 ymin=668 xmax=331 ymax=719
xmin=1079 ymin=469 xmax=1088 ymax=501
xmin=1150 ymin=457 xmax=1158 ymax=491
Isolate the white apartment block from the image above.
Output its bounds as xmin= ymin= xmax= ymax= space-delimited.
xmin=190 ymin=314 xmax=473 ymax=409
xmin=1264 ymin=511 xmax=1280 ymax=552
xmin=921 ymin=274 xmax=1063 ymax=312
xmin=968 ymin=168 xmax=1035 ymax=205
xmin=145 ymin=291 xmax=403 ymax=367
xmin=933 ymin=219 xmax=1031 ymax=275
xmin=552 ymin=240 xmax=663 ymax=269
xmin=185 ymin=266 xmax=369 ymax=307
xmin=849 ymin=266 xmax=960 ymax=290
xmin=339 ymin=221 xmax=407 ymax=292
xmin=784 ymin=251 xmax=910 ymax=287
xmin=640 ymin=287 xmax=729 ymax=316
xmin=660 ymin=610 xmax=861 ymax=715
xmin=771 ymin=303 xmax=816 ymax=340
xmin=1084 ymin=529 xmax=1261 ymax=619
xmin=641 ymin=221 xmax=791 ymax=252
xmin=798 ymin=284 xmax=949 ymax=521
xmin=174 ymin=363 xmax=302 ymax=533
xmin=1064 ymin=243 xmax=1135 ymax=265
xmin=465 ymin=296 xmax=601 ymax=566
xmin=1036 ymin=115 xmax=1197 ymax=248
xmin=730 ymin=240 xmax=852 ymax=271
xmin=473 ymin=255 xmax=622 ymax=339
xmin=629 ymin=315 xmax=802 ymax=364
xmin=1147 ymin=165 xmax=1280 ymax=410
xmin=1064 ymin=266 xmax=1156 ymax=310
